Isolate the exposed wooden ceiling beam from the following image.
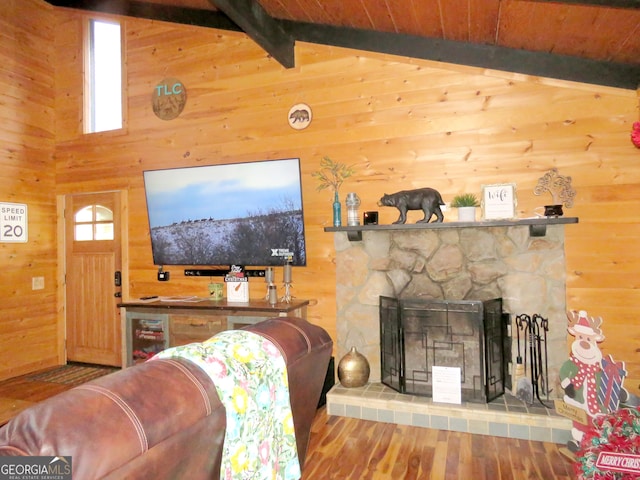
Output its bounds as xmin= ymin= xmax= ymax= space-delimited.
xmin=44 ymin=1 xmax=639 ymax=89
xmin=208 ymin=0 xmax=295 ymax=68
xmin=285 ymin=21 xmax=640 ymax=90
xmin=46 ymin=0 xmax=241 ymax=31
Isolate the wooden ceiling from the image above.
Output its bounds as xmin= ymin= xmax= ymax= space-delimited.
xmin=48 ymin=0 xmax=640 ymax=89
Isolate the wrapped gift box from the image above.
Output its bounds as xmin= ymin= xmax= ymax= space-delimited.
xmin=226 ymin=279 xmax=249 ymax=302
xmin=225 ymin=266 xmax=249 ymax=302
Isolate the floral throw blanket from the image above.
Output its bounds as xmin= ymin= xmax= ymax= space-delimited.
xmin=153 ymin=330 xmax=300 ymax=480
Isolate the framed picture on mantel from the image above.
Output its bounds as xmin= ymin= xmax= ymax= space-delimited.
xmin=482 ymin=183 xmax=517 ymax=219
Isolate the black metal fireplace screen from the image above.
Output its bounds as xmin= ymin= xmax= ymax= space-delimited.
xmin=379 ymin=296 xmax=509 ymax=403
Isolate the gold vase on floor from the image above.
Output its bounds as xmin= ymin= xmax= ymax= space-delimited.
xmin=338 ymin=346 xmax=370 ymax=388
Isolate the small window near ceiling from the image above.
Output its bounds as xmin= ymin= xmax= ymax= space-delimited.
xmin=75 ymin=205 xmax=114 ymax=241
xmin=85 ymin=19 xmax=123 ymax=133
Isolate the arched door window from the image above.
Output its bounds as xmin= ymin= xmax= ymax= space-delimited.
xmin=74 ymin=204 xmax=114 ymax=241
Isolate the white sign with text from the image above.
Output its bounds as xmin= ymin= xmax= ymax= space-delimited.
xmin=432 ymin=366 xmax=462 ymax=404
xmin=482 ymin=183 xmax=517 ymax=219
xmin=0 ymin=202 xmax=28 ymax=243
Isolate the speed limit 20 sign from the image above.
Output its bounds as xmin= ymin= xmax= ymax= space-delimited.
xmin=1 ymin=202 xmax=28 ymax=243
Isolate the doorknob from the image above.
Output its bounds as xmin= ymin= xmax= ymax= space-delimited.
xmin=114 ymin=292 xmax=122 ymax=298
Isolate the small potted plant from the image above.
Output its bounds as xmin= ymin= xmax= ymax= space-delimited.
xmin=451 ymin=193 xmax=480 ymax=222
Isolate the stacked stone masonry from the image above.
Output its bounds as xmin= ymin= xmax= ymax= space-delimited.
xmin=334 ymin=225 xmax=567 ymax=396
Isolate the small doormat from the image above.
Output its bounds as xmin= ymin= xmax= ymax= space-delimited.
xmin=26 ymin=363 xmax=119 ymax=387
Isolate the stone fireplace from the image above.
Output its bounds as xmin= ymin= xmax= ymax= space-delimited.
xmin=333 ymin=222 xmax=570 ymax=398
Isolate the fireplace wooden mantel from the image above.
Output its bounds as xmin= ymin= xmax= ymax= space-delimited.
xmin=325 ymin=216 xmax=578 ymax=241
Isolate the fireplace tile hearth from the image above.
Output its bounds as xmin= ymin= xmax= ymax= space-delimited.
xmin=326 ymin=383 xmax=572 ymax=444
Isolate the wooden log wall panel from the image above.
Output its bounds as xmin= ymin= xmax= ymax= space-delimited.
xmin=54 ymin=13 xmax=83 ymax=143
xmin=0 ymin=0 xmax=58 ymax=381
xmin=50 ymin=10 xmax=639 ymax=390
xmin=0 ymin=323 xmax=59 ymax=378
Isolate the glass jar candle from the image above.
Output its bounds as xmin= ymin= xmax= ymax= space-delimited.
xmin=268 ymin=285 xmax=278 ymax=305
xmin=283 ymin=262 xmax=292 ymax=283
xmin=345 ymin=192 xmax=361 ymax=226
xmin=265 ymin=267 xmax=274 ymax=284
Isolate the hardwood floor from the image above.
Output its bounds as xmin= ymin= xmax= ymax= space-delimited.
xmin=0 ymin=372 xmax=72 ymax=425
xmin=304 ymin=408 xmax=576 ymax=479
xmin=0 ymin=370 xmax=576 ymax=479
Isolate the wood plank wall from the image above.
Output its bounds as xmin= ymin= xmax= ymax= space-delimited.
xmin=4 ymin=1 xmax=640 ymax=393
xmin=52 ymin=10 xmax=640 ymax=394
xmin=0 ymin=0 xmax=59 ymax=380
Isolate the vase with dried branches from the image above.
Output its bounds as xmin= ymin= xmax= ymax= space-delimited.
xmin=311 ymin=156 xmax=355 ymax=227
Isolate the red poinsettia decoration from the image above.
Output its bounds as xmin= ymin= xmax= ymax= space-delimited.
xmin=632 ymin=122 xmax=640 ymax=148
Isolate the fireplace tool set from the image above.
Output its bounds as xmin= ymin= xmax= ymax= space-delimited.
xmin=514 ymin=313 xmax=552 ymax=407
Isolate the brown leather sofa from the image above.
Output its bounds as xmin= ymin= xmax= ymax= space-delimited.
xmin=0 ymin=317 xmax=332 ymax=479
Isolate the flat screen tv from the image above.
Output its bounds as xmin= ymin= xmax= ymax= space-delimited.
xmin=143 ymin=158 xmax=307 ymax=267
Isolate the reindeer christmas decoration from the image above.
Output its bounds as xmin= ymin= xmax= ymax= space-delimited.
xmin=559 ymin=310 xmax=628 ymax=452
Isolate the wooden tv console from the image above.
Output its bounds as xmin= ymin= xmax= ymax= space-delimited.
xmin=119 ymin=298 xmax=309 ymax=368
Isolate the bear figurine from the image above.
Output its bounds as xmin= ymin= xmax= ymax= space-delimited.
xmin=378 ymin=187 xmax=445 ymax=224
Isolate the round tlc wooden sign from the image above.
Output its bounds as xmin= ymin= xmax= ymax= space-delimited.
xmin=152 ymin=78 xmax=187 ymax=120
